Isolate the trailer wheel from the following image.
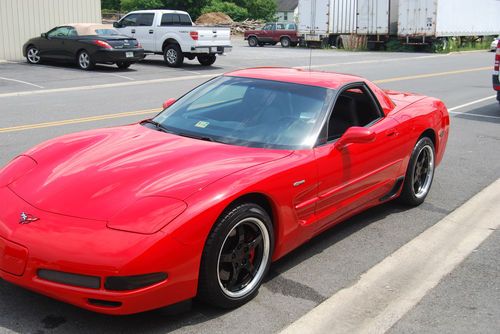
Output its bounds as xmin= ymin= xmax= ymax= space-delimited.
xmin=432 ymin=38 xmax=448 ymax=53
xmin=335 ymin=36 xmax=344 ymax=49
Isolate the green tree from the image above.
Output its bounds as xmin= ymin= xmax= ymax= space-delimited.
xmin=201 ymin=0 xmax=248 ymax=21
xmin=120 ymin=0 xmax=163 ymax=12
xmin=207 ymin=0 xmax=276 ymax=21
xmin=102 ymin=0 xmax=121 ymax=10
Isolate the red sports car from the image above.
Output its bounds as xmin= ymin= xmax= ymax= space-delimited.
xmin=0 ymin=68 xmax=449 ymax=315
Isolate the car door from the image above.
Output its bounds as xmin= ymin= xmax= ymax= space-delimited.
xmin=120 ymin=12 xmax=155 ymax=51
xmin=39 ymin=26 xmax=69 ymax=59
xmin=260 ymin=23 xmax=275 ymax=42
xmin=313 ymin=83 xmax=404 ymax=229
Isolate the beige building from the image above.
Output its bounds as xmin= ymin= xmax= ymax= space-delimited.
xmin=0 ymin=0 xmax=101 ymax=61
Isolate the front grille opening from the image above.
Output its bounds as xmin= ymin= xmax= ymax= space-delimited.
xmin=88 ymin=299 xmax=122 ymax=308
xmin=38 ymin=269 xmax=100 ymax=289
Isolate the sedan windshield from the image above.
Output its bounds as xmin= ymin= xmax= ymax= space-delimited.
xmin=153 ymin=76 xmax=330 ymax=149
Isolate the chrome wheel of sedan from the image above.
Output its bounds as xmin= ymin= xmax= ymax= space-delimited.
xmin=26 ymin=47 xmax=41 ymax=64
xmin=77 ymin=50 xmax=94 ymax=70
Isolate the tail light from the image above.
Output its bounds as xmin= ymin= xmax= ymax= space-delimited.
xmin=494 ymin=41 xmax=499 ymax=73
xmin=93 ymin=40 xmax=112 ymax=49
xmin=190 ymin=31 xmax=199 ymax=40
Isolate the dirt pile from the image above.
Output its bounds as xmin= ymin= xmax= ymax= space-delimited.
xmin=195 ymin=12 xmax=234 ymax=25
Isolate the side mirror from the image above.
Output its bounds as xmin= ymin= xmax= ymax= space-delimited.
xmin=41 ymin=33 xmax=47 ymax=38
xmin=162 ymin=98 xmax=176 ymax=109
xmin=336 ymin=127 xmax=375 ymax=148
xmin=113 ymin=21 xmax=121 ymax=28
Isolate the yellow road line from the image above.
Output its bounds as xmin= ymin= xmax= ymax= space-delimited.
xmin=373 ymin=66 xmax=490 ymax=83
xmin=0 ymin=108 xmax=160 ymax=133
xmin=0 ymin=66 xmax=492 ymax=134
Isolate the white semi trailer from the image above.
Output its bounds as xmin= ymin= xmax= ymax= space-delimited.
xmin=297 ymin=0 xmax=500 ymax=48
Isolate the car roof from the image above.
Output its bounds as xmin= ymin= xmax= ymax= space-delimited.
xmin=224 ymin=67 xmax=366 ymax=90
xmin=65 ymin=23 xmax=114 ymax=35
xmin=128 ymin=9 xmax=189 ymax=15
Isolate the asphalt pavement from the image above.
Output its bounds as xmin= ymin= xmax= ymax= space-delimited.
xmin=0 ymin=39 xmax=499 ymax=333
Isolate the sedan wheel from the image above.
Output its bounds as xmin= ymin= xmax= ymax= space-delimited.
xmin=77 ymin=50 xmax=94 ymax=70
xmin=399 ymin=137 xmax=435 ymax=206
xmin=26 ymin=46 xmax=41 ymax=64
xmin=198 ymin=203 xmax=273 ymax=308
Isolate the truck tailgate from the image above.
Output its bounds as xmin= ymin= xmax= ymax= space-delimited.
xmin=196 ymin=27 xmax=231 ymax=46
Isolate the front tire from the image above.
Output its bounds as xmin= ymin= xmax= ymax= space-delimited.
xmin=77 ymin=50 xmax=94 ymax=70
xmin=399 ymin=137 xmax=435 ymax=206
xmin=26 ymin=46 xmax=41 ymax=64
xmin=197 ymin=54 xmax=216 ymax=66
xmin=198 ymin=203 xmax=273 ymax=309
xmin=248 ymin=36 xmax=258 ymax=47
xmin=163 ymin=44 xmax=184 ymax=67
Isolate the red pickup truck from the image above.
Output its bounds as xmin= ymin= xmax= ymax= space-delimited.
xmin=494 ymin=40 xmax=500 ymax=104
xmin=244 ymin=23 xmax=298 ymax=48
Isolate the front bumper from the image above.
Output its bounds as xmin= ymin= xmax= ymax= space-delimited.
xmin=0 ymin=186 xmax=198 ymax=315
xmin=92 ymin=49 xmax=145 ymax=64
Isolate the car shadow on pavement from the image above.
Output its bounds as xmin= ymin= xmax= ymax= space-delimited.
xmin=0 ymin=202 xmax=412 ymax=333
xmin=453 ymin=102 xmax=500 ymax=125
xmin=23 ymin=60 xmax=140 ymax=73
xmin=138 ymin=57 xmax=226 ymax=71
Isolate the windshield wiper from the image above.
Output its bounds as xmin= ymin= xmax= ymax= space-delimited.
xmin=142 ymin=120 xmax=171 ymax=133
xmin=176 ymin=132 xmax=224 ymax=144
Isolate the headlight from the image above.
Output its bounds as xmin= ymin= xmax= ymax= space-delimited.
xmin=107 ymin=196 xmax=187 ymax=234
xmin=0 ymin=155 xmax=37 ymax=187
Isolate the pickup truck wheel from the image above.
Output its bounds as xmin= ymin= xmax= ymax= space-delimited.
xmin=164 ymin=44 xmax=184 ymax=67
xmin=248 ymin=37 xmax=258 ymax=47
xmin=197 ymin=54 xmax=216 ymax=66
xmin=280 ymin=37 xmax=291 ymax=48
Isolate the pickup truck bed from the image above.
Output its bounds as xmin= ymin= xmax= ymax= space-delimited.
xmin=115 ymin=10 xmax=232 ymax=67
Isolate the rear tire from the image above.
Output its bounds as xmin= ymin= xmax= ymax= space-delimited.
xmin=280 ymin=37 xmax=291 ymax=48
xmin=77 ymin=50 xmax=94 ymax=70
xmin=197 ymin=54 xmax=216 ymax=66
xmin=163 ymin=44 xmax=184 ymax=67
xmin=399 ymin=137 xmax=435 ymax=206
xmin=198 ymin=203 xmax=273 ymax=309
xmin=116 ymin=62 xmax=131 ymax=69
xmin=248 ymin=37 xmax=258 ymax=47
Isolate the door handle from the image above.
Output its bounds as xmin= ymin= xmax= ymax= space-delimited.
xmin=149 ymin=29 xmax=154 ymax=34
xmin=386 ymin=130 xmax=399 ymax=137
xmin=131 ymin=29 xmax=136 ymax=34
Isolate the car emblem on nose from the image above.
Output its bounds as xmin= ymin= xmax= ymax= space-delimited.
xmin=19 ymin=212 xmax=39 ymax=224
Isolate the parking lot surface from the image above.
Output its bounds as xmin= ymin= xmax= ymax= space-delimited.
xmin=0 ymin=40 xmax=499 ymax=333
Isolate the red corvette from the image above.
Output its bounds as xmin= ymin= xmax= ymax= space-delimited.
xmin=0 ymin=68 xmax=449 ymax=315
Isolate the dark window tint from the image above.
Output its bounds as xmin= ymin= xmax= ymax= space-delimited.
xmin=161 ymin=13 xmax=192 ymax=26
xmin=262 ymin=24 xmax=275 ymax=31
xmin=121 ymin=13 xmax=154 ymax=27
xmin=47 ymin=26 xmax=72 ymax=38
xmin=327 ymin=86 xmax=382 ymax=141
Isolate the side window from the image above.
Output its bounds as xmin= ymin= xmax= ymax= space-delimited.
xmin=67 ymin=27 xmax=78 ymax=37
xmin=276 ymin=23 xmax=285 ymax=30
xmin=161 ymin=13 xmax=173 ymax=26
xmin=47 ymin=27 xmax=71 ymax=38
xmin=327 ymin=85 xmax=382 ymax=141
xmin=263 ymin=24 xmax=273 ymax=31
xmin=137 ymin=13 xmax=154 ymax=26
xmin=121 ymin=14 xmax=139 ymax=27
xmin=286 ymin=23 xmax=296 ymax=30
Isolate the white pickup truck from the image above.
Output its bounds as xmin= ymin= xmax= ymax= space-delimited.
xmin=113 ymin=10 xmax=232 ymax=67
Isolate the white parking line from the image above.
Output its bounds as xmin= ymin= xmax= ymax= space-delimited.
xmin=0 ymin=73 xmax=223 ymax=98
xmin=0 ymin=76 xmax=44 ymax=89
xmin=107 ymin=73 xmax=135 ymax=81
xmin=281 ymin=178 xmax=500 ymax=334
xmin=448 ymin=95 xmax=497 ymax=112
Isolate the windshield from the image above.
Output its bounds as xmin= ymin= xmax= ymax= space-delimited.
xmin=153 ymin=76 xmax=330 ymax=149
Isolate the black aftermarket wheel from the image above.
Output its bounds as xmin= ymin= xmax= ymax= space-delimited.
xmin=198 ymin=203 xmax=274 ymax=308
xmin=399 ymin=137 xmax=435 ymax=206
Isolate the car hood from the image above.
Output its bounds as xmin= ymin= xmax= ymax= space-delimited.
xmin=10 ymin=124 xmax=291 ymax=221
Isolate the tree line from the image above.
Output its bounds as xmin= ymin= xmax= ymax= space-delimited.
xmin=101 ymin=0 xmax=277 ymax=21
